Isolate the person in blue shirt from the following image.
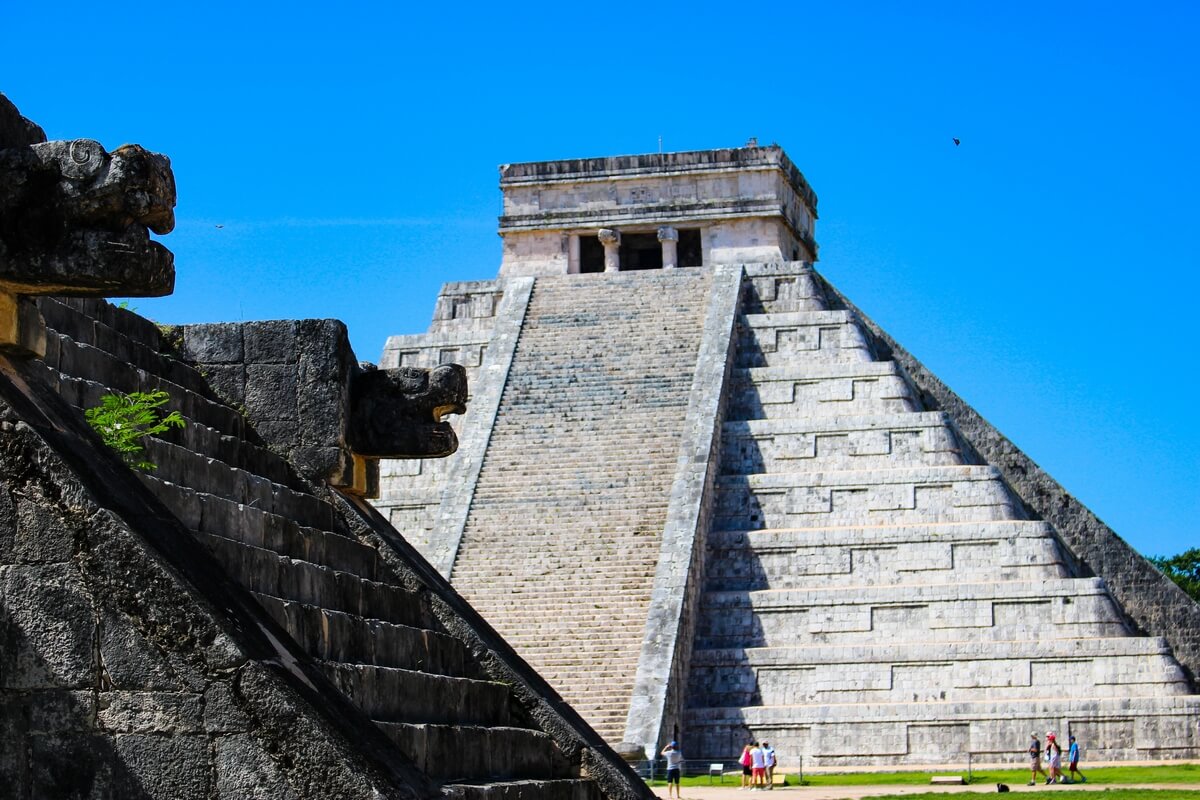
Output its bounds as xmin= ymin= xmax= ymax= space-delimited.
xmin=1067 ymin=735 xmax=1086 ymax=783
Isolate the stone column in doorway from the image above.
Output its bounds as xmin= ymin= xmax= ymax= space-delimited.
xmin=658 ymin=226 xmax=679 ymax=269
xmin=568 ymin=234 xmax=581 ymax=273
xmin=598 ymin=228 xmax=621 ymax=272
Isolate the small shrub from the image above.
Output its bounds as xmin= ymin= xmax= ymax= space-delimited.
xmin=84 ymin=390 xmax=185 ymax=471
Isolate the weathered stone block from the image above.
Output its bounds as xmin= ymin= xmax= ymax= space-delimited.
xmin=97 ymin=691 xmax=204 ymax=734
xmin=0 ymin=564 xmax=95 ymax=689
xmin=214 ymin=734 xmax=300 ymax=799
xmin=112 ymin=733 xmax=210 ymax=797
xmin=245 ymin=364 xmax=298 ymax=421
xmin=243 ymin=320 xmax=298 ymax=364
xmin=178 ymin=323 xmax=243 ymax=364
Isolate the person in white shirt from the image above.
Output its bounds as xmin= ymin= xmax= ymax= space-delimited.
xmin=662 ymin=741 xmax=684 ymax=798
xmin=761 ymin=742 xmax=777 ymax=789
xmin=750 ymin=743 xmax=766 ymax=789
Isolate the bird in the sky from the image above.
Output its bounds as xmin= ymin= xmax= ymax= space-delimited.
xmin=952 ymin=138 xmax=961 ymax=146
xmin=215 ymin=224 xmax=225 ymax=229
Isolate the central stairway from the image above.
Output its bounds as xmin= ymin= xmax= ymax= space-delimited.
xmin=450 ymin=270 xmax=713 ymax=743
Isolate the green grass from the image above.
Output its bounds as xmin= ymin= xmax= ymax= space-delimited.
xmin=648 ymin=763 xmax=1200 ymax=788
xmin=861 ymin=793 xmax=1200 ymax=800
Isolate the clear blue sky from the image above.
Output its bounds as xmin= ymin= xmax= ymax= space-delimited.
xmin=3 ymin=2 xmax=1196 ymax=558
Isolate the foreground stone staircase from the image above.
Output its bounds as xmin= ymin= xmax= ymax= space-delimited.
xmin=683 ymin=262 xmax=1200 ymax=765
xmin=32 ymin=296 xmax=611 ymax=798
xmin=448 ymin=270 xmax=713 ymax=743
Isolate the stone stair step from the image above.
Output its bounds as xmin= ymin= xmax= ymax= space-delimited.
xmin=252 ymin=594 xmax=467 ymax=675
xmin=441 ymin=778 xmax=600 ymax=800
xmin=695 ymin=578 xmax=1127 ymax=648
xmin=191 ymin=532 xmax=429 ymax=629
xmin=323 ymin=663 xmax=513 ymax=726
xmin=714 ymin=465 xmax=1022 ymax=530
xmin=728 ymin=362 xmax=920 ymax=420
xmin=721 ymin=412 xmax=967 ymax=473
xmin=378 ymin=723 xmax=571 ymax=782
xmin=682 ymin=694 xmax=1200 ymax=766
xmin=736 ymin=310 xmax=874 ymax=367
xmin=705 ymin=520 xmax=1066 ymax=590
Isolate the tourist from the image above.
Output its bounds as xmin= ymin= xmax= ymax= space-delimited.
xmin=1045 ymin=732 xmax=1063 ymax=784
xmin=661 ymin=741 xmax=684 ymax=799
xmin=739 ymin=744 xmax=753 ymax=789
xmin=1027 ymin=732 xmax=1047 ymax=786
xmin=1067 ymin=735 xmax=1086 ymax=783
xmin=750 ymin=742 xmax=766 ymax=789
xmin=762 ymin=741 xmax=777 ymax=789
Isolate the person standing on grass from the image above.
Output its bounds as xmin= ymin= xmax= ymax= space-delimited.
xmin=1045 ymin=732 xmax=1063 ymax=784
xmin=1027 ymin=732 xmax=1047 ymax=786
xmin=762 ymin=742 xmax=777 ymax=789
xmin=739 ymin=744 xmax=753 ymax=789
xmin=662 ymin=741 xmax=684 ymax=799
xmin=1067 ymin=735 xmax=1086 ymax=783
xmin=750 ymin=742 xmax=766 ymax=789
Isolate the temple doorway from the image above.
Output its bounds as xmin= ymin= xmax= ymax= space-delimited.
xmin=618 ymin=233 xmax=662 ymax=270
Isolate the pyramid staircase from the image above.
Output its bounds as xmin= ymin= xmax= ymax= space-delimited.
xmin=682 ymin=262 xmax=1200 ymax=766
xmin=447 ymin=270 xmax=714 ymax=744
xmin=30 ymin=296 xmax=625 ymax=798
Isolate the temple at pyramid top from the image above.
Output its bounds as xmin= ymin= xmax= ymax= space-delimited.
xmin=497 ymin=145 xmax=819 ymax=275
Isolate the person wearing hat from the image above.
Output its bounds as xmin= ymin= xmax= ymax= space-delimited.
xmin=1067 ymin=735 xmax=1086 ymax=783
xmin=662 ymin=740 xmax=684 ymax=798
xmin=1027 ymin=732 xmax=1048 ymax=786
xmin=1045 ymin=732 xmax=1063 ymax=784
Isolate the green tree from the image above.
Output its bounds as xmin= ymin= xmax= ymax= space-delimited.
xmin=84 ymin=390 xmax=185 ymax=471
xmin=1150 ymin=548 xmax=1200 ymax=603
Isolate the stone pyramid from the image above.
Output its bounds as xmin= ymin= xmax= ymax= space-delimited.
xmin=374 ymin=146 xmax=1200 ymax=766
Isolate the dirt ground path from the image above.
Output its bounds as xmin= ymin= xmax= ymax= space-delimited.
xmin=652 ymin=782 xmax=1200 ymax=799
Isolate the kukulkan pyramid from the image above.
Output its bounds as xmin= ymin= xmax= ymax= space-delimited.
xmin=373 ymin=146 xmax=1200 ymax=766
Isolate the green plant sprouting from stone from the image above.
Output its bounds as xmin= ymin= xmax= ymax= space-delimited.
xmin=84 ymin=390 xmax=185 ymax=471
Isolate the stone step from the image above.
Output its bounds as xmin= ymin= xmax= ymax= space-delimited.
xmin=139 ymin=438 xmax=344 ymax=533
xmin=687 ymin=637 xmax=1191 ymax=707
xmin=742 ymin=263 xmax=829 ymax=314
xmin=138 ymin=472 xmax=342 ymax=549
xmin=40 ymin=298 xmax=214 ymax=399
xmin=34 ymin=365 xmax=299 ymax=488
xmin=682 ymin=694 xmax=1200 ymax=766
xmin=695 ymin=578 xmax=1127 ymax=648
xmin=721 ymin=412 xmax=967 ymax=474
xmin=191 ymin=531 xmax=429 ymax=629
xmin=49 ymin=334 xmax=249 ymax=440
xmin=736 ymin=310 xmax=874 ymax=367
xmin=323 ymin=663 xmax=514 ymax=726
xmin=729 ymin=362 xmax=920 ymax=420
xmin=252 ymin=593 xmax=468 ymax=675
xmin=379 ymin=723 xmax=572 ymax=782
xmin=40 ymin=297 xmax=170 ymax=354
xmin=441 ymin=778 xmax=600 ymax=800
xmin=704 ymin=521 xmax=1065 ymax=590
xmin=689 ymin=652 xmax=1189 ymax=707
xmin=713 ymin=465 xmax=1021 ymax=530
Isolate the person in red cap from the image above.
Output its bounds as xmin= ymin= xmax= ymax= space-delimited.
xmin=1045 ymin=732 xmax=1064 ymax=784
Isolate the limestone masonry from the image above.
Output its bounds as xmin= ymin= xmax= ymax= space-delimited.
xmin=375 ymin=146 xmax=1200 ymax=767
xmin=0 ymin=93 xmax=650 ymax=799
